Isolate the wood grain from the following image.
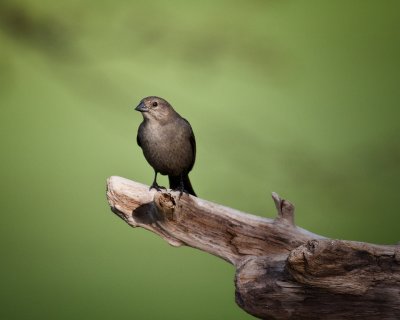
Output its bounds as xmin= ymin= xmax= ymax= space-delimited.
xmin=106 ymin=176 xmax=400 ymax=319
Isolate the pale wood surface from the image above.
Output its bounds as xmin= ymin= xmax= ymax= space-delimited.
xmin=106 ymin=176 xmax=400 ymax=319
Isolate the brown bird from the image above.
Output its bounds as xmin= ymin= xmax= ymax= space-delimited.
xmin=135 ymin=96 xmax=197 ymax=196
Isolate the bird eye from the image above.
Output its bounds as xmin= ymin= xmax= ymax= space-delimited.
xmin=152 ymin=101 xmax=158 ymax=107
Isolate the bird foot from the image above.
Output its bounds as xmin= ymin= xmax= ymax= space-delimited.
xmin=169 ymin=186 xmax=185 ymax=198
xmin=178 ymin=184 xmax=187 ymax=198
xmin=149 ymin=183 xmax=166 ymax=192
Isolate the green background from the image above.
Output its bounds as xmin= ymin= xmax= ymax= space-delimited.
xmin=1 ymin=1 xmax=399 ymax=319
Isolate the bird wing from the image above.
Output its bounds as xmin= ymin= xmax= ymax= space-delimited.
xmin=182 ymin=118 xmax=196 ymax=171
xmin=136 ymin=123 xmax=144 ymax=147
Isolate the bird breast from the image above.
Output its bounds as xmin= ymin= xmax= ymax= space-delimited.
xmin=140 ymin=119 xmax=193 ymax=176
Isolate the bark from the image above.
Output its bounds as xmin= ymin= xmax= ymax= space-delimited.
xmin=106 ymin=176 xmax=400 ymax=320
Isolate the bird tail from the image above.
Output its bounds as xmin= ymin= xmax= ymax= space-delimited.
xmin=168 ymin=174 xmax=197 ymax=197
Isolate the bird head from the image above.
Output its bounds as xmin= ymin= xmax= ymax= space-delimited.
xmin=135 ymin=96 xmax=176 ymax=122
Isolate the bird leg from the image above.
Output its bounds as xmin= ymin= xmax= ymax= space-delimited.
xmin=150 ymin=171 xmax=166 ymax=192
xmin=178 ymin=173 xmax=185 ymax=197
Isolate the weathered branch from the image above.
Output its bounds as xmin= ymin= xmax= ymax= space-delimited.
xmin=106 ymin=176 xmax=400 ymax=319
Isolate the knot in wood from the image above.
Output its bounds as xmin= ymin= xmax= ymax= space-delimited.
xmin=155 ymin=192 xmax=176 ymax=221
xmin=306 ymin=239 xmax=319 ymax=253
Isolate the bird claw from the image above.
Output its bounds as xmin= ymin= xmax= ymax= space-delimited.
xmin=149 ymin=183 xmax=166 ymax=192
xmin=176 ymin=185 xmax=187 ymax=198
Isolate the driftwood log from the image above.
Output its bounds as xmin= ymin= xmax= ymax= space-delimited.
xmin=106 ymin=176 xmax=400 ymax=319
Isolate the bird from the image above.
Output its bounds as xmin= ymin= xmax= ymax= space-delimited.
xmin=135 ymin=96 xmax=197 ymax=196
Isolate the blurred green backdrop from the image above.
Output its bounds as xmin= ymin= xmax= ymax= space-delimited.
xmin=0 ymin=0 xmax=399 ymax=319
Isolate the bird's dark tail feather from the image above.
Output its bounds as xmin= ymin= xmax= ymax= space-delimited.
xmin=168 ymin=174 xmax=197 ymax=197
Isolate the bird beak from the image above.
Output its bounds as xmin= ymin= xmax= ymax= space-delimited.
xmin=135 ymin=101 xmax=148 ymax=112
